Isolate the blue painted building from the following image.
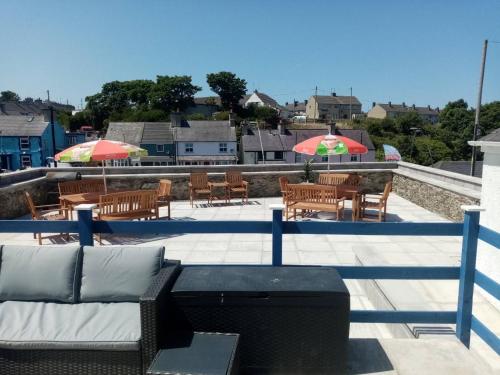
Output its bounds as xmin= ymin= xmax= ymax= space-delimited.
xmin=0 ymin=115 xmax=65 ymax=170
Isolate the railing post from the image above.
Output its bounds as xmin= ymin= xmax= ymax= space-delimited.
xmin=270 ymin=204 xmax=284 ymax=266
xmin=76 ymin=204 xmax=96 ymax=247
xmin=456 ymin=205 xmax=483 ymax=347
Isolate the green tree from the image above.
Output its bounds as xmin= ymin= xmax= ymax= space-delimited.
xmin=149 ymin=75 xmax=201 ymax=113
xmin=0 ymin=90 xmax=20 ymax=101
xmin=206 ymin=71 xmax=247 ymax=111
xmin=439 ymin=99 xmax=474 ymax=133
xmin=122 ymin=79 xmax=154 ymax=107
xmin=479 ymin=101 xmax=500 ymax=133
xmin=395 ymin=111 xmax=423 ymax=134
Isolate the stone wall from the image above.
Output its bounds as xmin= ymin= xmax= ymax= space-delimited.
xmin=0 ymin=177 xmax=49 ymax=219
xmin=393 ymin=174 xmax=480 ymax=222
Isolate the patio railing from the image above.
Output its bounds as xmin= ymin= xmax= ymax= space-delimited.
xmin=0 ymin=204 xmax=498 ymax=355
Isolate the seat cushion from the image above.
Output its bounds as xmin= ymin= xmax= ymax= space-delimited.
xmin=0 ymin=245 xmax=81 ymax=303
xmin=0 ymin=301 xmax=140 ymax=351
xmin=80 ymin=246 xmax=164 ymax=302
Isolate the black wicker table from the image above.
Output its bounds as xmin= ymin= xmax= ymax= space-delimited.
xmin=147 ymin=332 xmax=240 ymax=375
xmin=171 ymin=266 xmax=350 ymax=375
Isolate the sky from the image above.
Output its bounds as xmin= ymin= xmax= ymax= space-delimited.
xmin=1 ymin=0 xmax=499 ymax=110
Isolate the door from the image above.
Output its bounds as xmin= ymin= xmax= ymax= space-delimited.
xmin=0 ymin=154 xmax=12 ymax=170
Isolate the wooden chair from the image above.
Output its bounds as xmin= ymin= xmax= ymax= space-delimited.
xmin=318 ymin=173 xmax=351 ymax=186
xmin=225 ymin=171 xmax=249 ymax=204
xmin=157 ymin=179 xmax=172 ymax=219
xmin=279 ymin=176 xmax=289 ymax=204
xmin=24 ymin=192 xmax=69 ymax=245
xmin=189 ymin=172 xmax=211 ymax=207
xmin=97 ymin=190 xmax=158 ymax=244
xmin=360 ymin=181 xmax=392 ymax=222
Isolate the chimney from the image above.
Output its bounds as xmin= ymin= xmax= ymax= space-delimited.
xmin=330 ymin=122 xmax=336 ymax=134
xmin=285 ymin=102 xmax=289 ymax=106
xmin=331 ymin=92 xmax=337 ymax=97
xmin=412 ymin=104 xmax=416 ymax=110
xmin=304 ymin=99 xmax=308 ymax=105
xmin=170 ymin=112 xmax=182 ymax=127
xmin=388 ymin=101 xmax=392 ymax=107
xmin=372 ymin=102 xmax=376 ymax=108
xmin=402 ymin=102 xmax=406 ymax=107
xmin=427 ymin=105 xmax=431 ymax=110
xmin=436 ymin=107 xmax=440 ymax=112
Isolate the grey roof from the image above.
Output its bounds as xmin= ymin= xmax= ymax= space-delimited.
xmin=0 ymin=100 xmax=74 ymax=116
xmin=0 ymin=115 xmax=49 ymax=136
xmin=286 ymin=102 xmax=307 ymax=112
xmin=432 ymin=161 xmax=482 ymax=178
xmin=141 ymin=123 xmax=174 ymax=143
xmin=193 ymin=96 xmax=221 ymax=106
xmin=314 ymin=95 xmax=362 ymax=106
xmin=253 ymin=92 xmax=278 ymax=107
xmin=242 ymin=127 xmax=374 ymax=152
xmin=174 ymin=120 xmax=236 ymax=142
xmin=105 ymin=122 xmax=145 ymax=145
xmin=106 ymin=122 xmax=174 ymax=145
xmin=478 ymin=128 xmax=500 ymax=142
xmin=378 ymin=103 xmax=439 ymax=115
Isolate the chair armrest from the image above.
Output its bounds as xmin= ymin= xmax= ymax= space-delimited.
xmin=242 ymin=180 xmax=249 ymax=186
xmin=140 ymin=260 xmax=181 ymax=370
xmin=36 ymin=203 xmax=65 ymax=209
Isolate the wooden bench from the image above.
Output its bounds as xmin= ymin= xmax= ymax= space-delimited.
xmin=285 ymin=184 xmax=345 ymax=221
xmin=97 ymin=190 xmax=158 ymax=244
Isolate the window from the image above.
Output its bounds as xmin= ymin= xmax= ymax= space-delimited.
xmin=67 ymin=135 xmax=78 ymax=145
xmin=156 ymin=144 xmax=165 ymax=153
xmin=21 ymin=155 xmax=31 ymax=168
xmin=350 ymin=155 xmax=358 ymax=162
xmin=274 ymin=151 xmax=284 ymax=160
xmin=322 ymin=156 xmax=329 ymax=162
xmin=185 ymin=143 xmax=193 ymax=153
xmin=20 ymin=137 xmax=29 ymax=150
xmin=219 ymin=143 xmax=228 ymax=153
xmin=257 ymin=151 xmax=264 ymax=161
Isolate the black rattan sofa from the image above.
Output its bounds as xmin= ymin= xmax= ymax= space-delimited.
xmin=0 ymin=245 xmax=180 ymax=375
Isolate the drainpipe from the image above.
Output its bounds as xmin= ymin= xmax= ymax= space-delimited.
xmin=49 ymin=105 xmax=57 ymax=167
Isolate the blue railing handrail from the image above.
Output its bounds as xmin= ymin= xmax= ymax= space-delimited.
xmin=0 ymin=206 xmax=498 ymax=354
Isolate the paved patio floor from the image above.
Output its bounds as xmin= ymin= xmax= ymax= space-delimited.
xmin=2 ymin=193 xmax=499 ymax=371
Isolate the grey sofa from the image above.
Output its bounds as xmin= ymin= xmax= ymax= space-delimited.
xmin=0 ymin=245 xmax=180 ymax=375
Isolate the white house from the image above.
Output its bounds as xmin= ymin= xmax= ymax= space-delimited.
xmin=241 ymin=90 xmax=290 ymax=119
xmin=172 ymin=114 xmax=237 ymax=165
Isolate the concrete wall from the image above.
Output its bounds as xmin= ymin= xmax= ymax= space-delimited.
xmin=0 ymin=176 xmax=49 ymax=219
xmin=393 ymin=162 xmax=481 ymax=221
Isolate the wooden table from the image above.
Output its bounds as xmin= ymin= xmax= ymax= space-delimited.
xmin=208 ymin=182 xmax=229 ymax=203
xmin=336 ymin=184 xmax=364 ymax=221
xmin=59 ymin=190 xmax=120 ymax=219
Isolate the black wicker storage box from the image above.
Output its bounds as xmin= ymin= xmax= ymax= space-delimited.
xmin=171 ymin=266 xmax=350 ymax=375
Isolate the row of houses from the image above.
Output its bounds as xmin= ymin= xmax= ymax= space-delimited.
xmin=188 ymin=91 xmax=440 ymax=125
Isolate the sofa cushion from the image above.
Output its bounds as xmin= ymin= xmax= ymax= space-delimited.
xmin=0 ymin=301 xmax=140 ymax=351
xmin=0 ymin=245 xmax=81 ymax=303
xmin=80 ymin=246 xmax=164 ymax=302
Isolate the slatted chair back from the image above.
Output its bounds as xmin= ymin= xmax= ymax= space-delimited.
xmin=24 ymin=191 xmax=39 ymax=219
xmin=98 ymin=190 xmax=157 ymax=217
xmin=190 ymin=173 xmax=209 ymax=190
xmin=318 ymin=173 xmax=350 ymax=186
xmin=80 ymin=179 xmax=105 ymax=193
xmin=58 ymin=180 xmax=82 ymax=195
xmin=382 ymin=181 xmax=392 ymax=201
xmin=286 ymin=184 xmax=340 ymax=205
xmin=279 ymin=176 xmax=289 ymax=192
xmin=157 ymin=179 xmax=172 ymax=199
xmin=225 ymin=171 xmax=243 ymax=187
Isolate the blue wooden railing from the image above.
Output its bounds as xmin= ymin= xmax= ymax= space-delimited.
xmin=0 ymin=204 xmax=498 ymax=354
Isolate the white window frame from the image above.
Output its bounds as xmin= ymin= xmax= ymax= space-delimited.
xmin=156 ymin=144 xmax=165 ymax=153
xmin=20 ymin=137 xmax=30 ymax=150
xmin=219 ymin=143 xmax=228 ymax=153
xmin=21 ymin=155 xmax=32 ymax=167
xmin=185 ymin=143 xmax=194 ymax=153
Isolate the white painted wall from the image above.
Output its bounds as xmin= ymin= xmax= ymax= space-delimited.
xmin=177 ymin=141 xmax=237 ymax=156
xmin=244 ymin=93 xmax=264 ymax=107
xmin=476 ymin=144 xmax=500 ymax=308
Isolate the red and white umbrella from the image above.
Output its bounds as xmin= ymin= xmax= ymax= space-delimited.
xmin=55 ymin=139 xmax=148 ymax=192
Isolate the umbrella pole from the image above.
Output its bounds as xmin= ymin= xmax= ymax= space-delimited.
xmin=328 ymin=154 xmax=331 ymax=174
xmin=102 ymin=162 xmax=108 ymax=193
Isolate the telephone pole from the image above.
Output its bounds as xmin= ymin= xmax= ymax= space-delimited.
xmin=47 ymin=90 xmax=57 ymax=167
xmin=349 ymin=87 xmax=353 ymax=121
xmin=313 ymin=86 xmax=318 ymax=122
xmin=470 ymin=39 xmax=488 ymax=177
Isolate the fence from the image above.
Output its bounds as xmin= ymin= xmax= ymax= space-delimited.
xmin=0 ymin=204 xmax=498 ymax=355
